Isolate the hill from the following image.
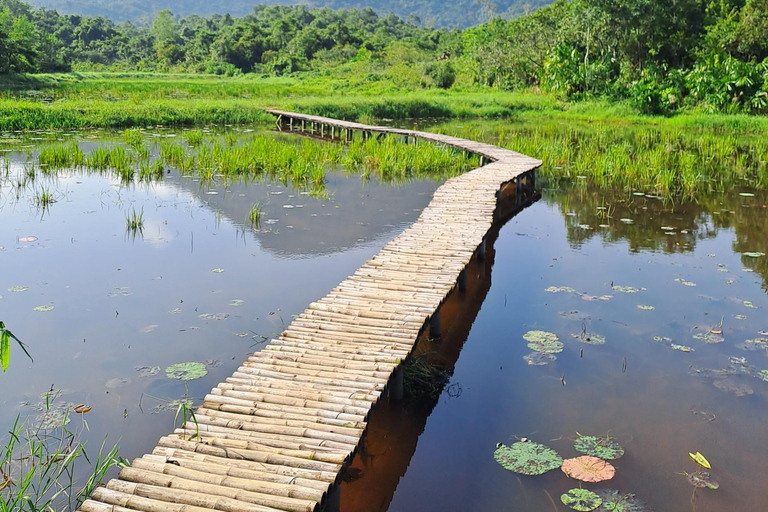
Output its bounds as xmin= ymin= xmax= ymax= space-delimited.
xmin=22 ymin=0 xmax=553 ymax=27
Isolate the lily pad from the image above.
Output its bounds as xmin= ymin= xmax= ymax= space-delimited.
xmin=523 ymin=352 xmax=557 ymax=365
xmin=742 ymin=252 xmax=764 ymax=258
xmin=758 ymin=370 xmax=768 ymax=383
xmin=636 ymin=305 xmax=655 ymax=311
xmin=687 ymin=471 xmax=719 ymax=489
xmin=612 ymin=285 xmax=642 ymax=293
xmin=653 ymin=336 xmax=672 ymax=343
xmin=693 ymin=332 xmax=724 ymax=344
xmin=561 ymin=489 xmax=603 ymax=511
xmin=574 ymin=333 xmax=606 ymax=345
xmin=34 ymin=305 xmax=54 ymax=312
xmin=734 ymin=315 xmax=747 ymax=320
xmin=560 ymin=310 xmax=592 ymax=322
xmin=523 ymin=330 xmax=559 ymax=344
xmin=574 ymin=436 xmax=624 ymax=460
xmin=8 ymin=286 xmax=28 ymax=292
xmin=211 ymin=268 xmax=225 ymax=273
xmin=229 ymin=299 xmax=244 ymax=306
xmin=493 ymin=441 xmax=563 ymax=475
xmin=743 ymin=300 xmax=758 ymax=309
xmin=165 ymin=362 xmax=208 ymax=381
xmin=671 ymin=344 xmax=694 ymax=352
xmin=595 ymin=490 xmax=651 ymax=512
xmin=561 ymin=456 xmax=616 ymax=482
xmin=35 ymin=409 xmax=71 ymax=430
xmin=546 ymin=286 xmax=576 ymax=293
xmin=528 ymin=340 xmax=565 ymax=354
xmin=135 ymin=366 xmax=161 ymax=377
xmin=737 ymin=338 xmax=768 ymax=351
xmin=152 ymin=397 xmax=194 ymax=414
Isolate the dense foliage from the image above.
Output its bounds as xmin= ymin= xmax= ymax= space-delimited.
xmin=1 ymin=0 xmax=767 ymax=114
xmin=22 ymin=0 xmax=552 ymax=28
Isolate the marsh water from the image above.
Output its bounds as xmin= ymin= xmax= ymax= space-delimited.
xmin=2 ymin=128 xmax=768 ymax=512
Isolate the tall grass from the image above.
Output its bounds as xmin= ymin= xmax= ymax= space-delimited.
xmin=0 ymin=392 xmax=125 ymax=511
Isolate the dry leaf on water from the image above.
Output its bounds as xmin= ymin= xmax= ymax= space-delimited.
xmin=561 ymin=456 xmax=616 ymax=482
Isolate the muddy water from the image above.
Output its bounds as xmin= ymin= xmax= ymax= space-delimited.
xmin=340 ymin=188 xmax=768 ymax=512
xmin=0 ymin=142 xmax=443 ymax=483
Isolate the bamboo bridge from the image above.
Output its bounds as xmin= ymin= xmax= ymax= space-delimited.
xmin=78 ymin=111 xmax=541 ymax=512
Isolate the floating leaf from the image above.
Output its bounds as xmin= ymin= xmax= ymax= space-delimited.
xmin=33 ymin=305 xmax=54 ymax=312
xmin=742 ymin=252 xmax=764 ymax=258
xmin=573 ymin=333 xmax=606 ymax=345
xmin=636 ymin=305 xmax=655 ymax=311
xmin=165 ymin=362 xmax=208 ymax=381
xmin=739 ymin=193 xmax=755 ymax=197
xmin=493 ymin=441 xmax=563 ymax=475
xmin=35 ymin=409 xmax=71 ymax=430
xmin=595 ymin=490 xmax=650 ymax=512
xmin=758 ymin=370 xmax=768 ymax=383
xmin=229 ymin=299 xmax=244 ymax=306
xmin=574 ymin=436 xmax=624 ymax=460
xmin=737 ymin=338 xmax=768 ymax=351
xmin=152 ymin=397 xmax=194 ymax=414
xmin=671 ymin=344 xmax=694 ymax=352
xmin=653 ymin=336 xmax=672 ymax=343
xmin=687 ymin=471 xmax=719 ymax=489
xmin=135 ymin=366 xmax=161 ymax=377
xmin=524 ymin=331 xmax=563 ymax=352
xmin=734 ymin=315 xmax=746 ymax=320
xmin=19 ymin=237 xmax=37 ymax=243
xmin=8 ymin=286 xmax=28 ymax=292
xmin=692 ymin=332 xmax=724 ymax=344
xmin=211 ymin=268 xmax=225 ymax=273
xmin=528 ymin=340 xmax=565 ymax=354
xmin=562 ymin=456 xmax=616 ymax=482
xmin=688 ymin=452 xmax=711 ymax=469
xmin=204 ymin=359 xmax=223 ymax=367
xmin=561 ymin=489 xmax=603 ymax=511
xmin=523 ymin=352 xmax=557 ymax=365
xmin=560 ymin=311 xmax=592 ymax=322
xmin=743 ymin=300 xmax=757 ymax=309
xmin=140 ymin=324 xmax=158 ymax=334
xmin=169 ymin=308 xmax=182 ymax=314
xmin=612 ymin=286 xmax=641 ymax=293
xmin=545 ymin=286 xmax=576 ymax=293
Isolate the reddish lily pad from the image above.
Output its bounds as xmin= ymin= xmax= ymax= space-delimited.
xmin=562 ymin=456 xmax=616 ymax=482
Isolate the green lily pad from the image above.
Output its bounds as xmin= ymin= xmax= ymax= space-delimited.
xmin=523 ymin=352 xmax=557 ymax=365
xmin=636 ymin=305 xmax=655 ymax=311
xmin=574 ymin=333 xmax=606 ymax=345
xmin=528 ymin=340 xmax=565 ymax=354
xmin=493 ymin=441 xmax=563 ymax=475
xmin=523 ymin=330 xmax=559 ymax=343
xmin=653 ymin=336 xmax=672 ymax=343
xmin=35 ymin=409 xmax=71 ymax=430
xmin=595 ymin=490 xmax=650 ymax=512
xmin=562 ymin=489 xmax=602 ymax=511
xmin=560 ymin=311 xmax=592 ymax=321
xmin=152 ymin=397 xmax=194 ymax=414
xmin=734 ymin=315 xmax=747 ymax=320
xmin=737 ymin=338 xmax=768 ymax=351
xmin=165 ymin=362 xmax=208 ymax=381
xmin=743 ymin=300 xmax=758 ymax=309
xmin=758 ymin=370 xmax=768 ymax=383
xmin=574 ymin=435 xmax=624 ymax=460
xmin=612 ymin=285 xmax=642 ymax=293
xmin=211 ymin=268 xmax=225 ymax=273
xmin=229 ymin=299 xmax=244 ymax=306
xmin=671 ymin=344 xmax=694 ymax=352
xmin=34 ymin=305 xmax=54 ymax=312
xmin=692 ymin=332 xmax=724 ymax=344
xmin=545 ymin=286 xmax=576 ymax=293
xmin=742 ymin=252 xmax=764 ymax=258
xmin=8 ymin=286 xmax=28 ymax=292
xmin=687 ymin=471 xmax=719 ymax=489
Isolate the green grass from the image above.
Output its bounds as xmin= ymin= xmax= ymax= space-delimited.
xmin=125 ymin=207 xmax=144 ymax=231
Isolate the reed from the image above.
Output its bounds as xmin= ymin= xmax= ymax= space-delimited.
xmin=125 ymin=207 xmax=144 ymax=232
xmin=248 ymin=203 xmax=262 ymax=229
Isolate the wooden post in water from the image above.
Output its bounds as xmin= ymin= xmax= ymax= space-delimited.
xmin=458 ymin=268 xmax=467 ymax=293
xmin=390 ymin=366 xmax=404 ymax=401
xmin=478 ymin=238 xmax=487 ymax=262
xmin=289 ymin=117 xmax=293 ymax=131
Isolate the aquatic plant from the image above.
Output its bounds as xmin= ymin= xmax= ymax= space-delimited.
xmin=122 ymin=128 xmax=144 ymax=148
xmin=165 ymin=362 xmax=208 ymax=381
xmin=125 ymin=207 xmax=144 ymax=232
xmin=493 ymin=441 xmax=563 ymax=475
xmin=574 ymin=435 xmax=625 ymax=460
xmin=594 ymin=490 xmax=650 ymax=512
xmin=0 ymin=321 xmax=32 ymax=372
xmin=247 ymin=203 xmax=262 ymax=228
xmin=561 ymin=489 xmax=603 ymax=511
xmin=38 ymin=144 xmax=84 ymax=169
xmin=561 ymin=456 xmax=616 ymax=482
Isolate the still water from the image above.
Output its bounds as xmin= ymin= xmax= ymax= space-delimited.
xmin=341 ymin=187 xmax=768 ymax=512
xmin=2 ymin=131 xmax=768 ymax=512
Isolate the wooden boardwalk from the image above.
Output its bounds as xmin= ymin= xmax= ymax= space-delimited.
xmin=79 ymin=112 xmax=541 ymax=512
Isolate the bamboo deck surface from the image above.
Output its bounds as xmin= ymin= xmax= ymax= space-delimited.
xmin=80 ymin=112 xmax=540 ymax=512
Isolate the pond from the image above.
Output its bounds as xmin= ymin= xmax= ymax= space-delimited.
xmin=0 ymin=128 xmax=446 ymax=491
xmin=2 ymin=124 xmax=768 ymax=512
xmin=339 ymin=184 xmax=768 ymax=511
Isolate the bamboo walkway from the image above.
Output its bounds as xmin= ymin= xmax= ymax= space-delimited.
xmin=79 ymin=112 xmax=541 ymax=512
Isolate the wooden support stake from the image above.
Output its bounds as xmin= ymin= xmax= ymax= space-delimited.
xmin=289 ymin=118 xmax=293 ymax=131
xmin=458 ymin=269 xmax=467 ymax=293
xmin=477 ymin=238 xmax=487 ymax=262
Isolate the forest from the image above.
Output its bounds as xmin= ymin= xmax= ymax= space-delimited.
xmin=1 ymin=0 xmax=767 ymax=114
